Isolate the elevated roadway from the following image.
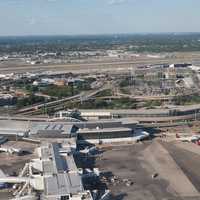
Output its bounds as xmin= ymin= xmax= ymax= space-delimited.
xmin=0 ymin=113 xmax=198 ymax=129
xmin=115 ymin=92 xmax=196 ymax=101
xmin=13 ymin=101 xmax=200 ymax=125
xmin=16 ymin=86 xmax=110 ymax=115
xmin=16 ymin=93 xmax=81 ymax=114
xmin=80 ymin=104 xmax=200 ymax=118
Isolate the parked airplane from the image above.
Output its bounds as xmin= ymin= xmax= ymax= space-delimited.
xmin=134 ymin=130 xmax=150 ymax=142
xmin=176 ymin=134 xmax=200 ymax=142
xmin=0 ymin=147 xmax=30 ymax=155
xmin=76 ymin=146 xmax=103 ymax=157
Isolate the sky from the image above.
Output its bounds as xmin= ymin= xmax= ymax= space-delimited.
xmin=0 ymin=0 xmax=200 ymax=36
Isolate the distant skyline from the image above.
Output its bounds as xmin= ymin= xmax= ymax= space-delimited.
xmin=0 ymin=0 xmax=200 ymax=36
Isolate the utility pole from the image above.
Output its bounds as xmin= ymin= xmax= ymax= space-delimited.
xmin=80 ymin=94 xmax=84 ymax=105
xmin=131 ymin=67 xmax=135 ymax=87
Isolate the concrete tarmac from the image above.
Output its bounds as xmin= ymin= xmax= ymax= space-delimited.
xmin=96 ymin=141 xmax=200 ymax=200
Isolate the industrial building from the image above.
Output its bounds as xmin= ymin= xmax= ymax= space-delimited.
xmin=0 ymin=136 xmax=7 ymax=145
xmin=0 ymin=119 xmax=148 ymax=143
xmin=0 ymin=94 xmax=17 ymax=106
xmin=0 ymin=119 xmax=150 ymax=199
xmin=0 ymin=141 xmax=94 ymax=200
xmin=0 ymin=120 xmax=29 ymax=140
xmin=29 ymin=122 xmax=78 ymax=138
xmin=38 ymin=142 xmax=93 ymax=200
xmin=77 ymin=127 xmax=133 ymax=140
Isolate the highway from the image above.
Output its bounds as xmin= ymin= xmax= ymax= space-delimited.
xmin=79 ymin=103 xmax=200 ymax=117
xmin=16 ymin=86 xmax=110 ymax=115
xmin=0 ymin=115 xmax=48 ymax=122
xmin=16 ymin=93 xmax=81 ymax=114
xmin=0 ymin=114 xmax=198 ymax=129
xmin=96 ymin=92 xmax=196 ymax=101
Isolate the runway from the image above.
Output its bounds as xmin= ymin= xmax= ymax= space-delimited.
xmin=0 ymin=56 xmax=199 ymax=74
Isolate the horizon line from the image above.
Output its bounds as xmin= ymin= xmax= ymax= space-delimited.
xmin=1 ymin=32 xmax=200 ymax=38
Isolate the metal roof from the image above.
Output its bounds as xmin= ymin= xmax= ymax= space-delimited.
xmin=29 ymin=122 xmax=75 ymax=135
xmin=40 ymin=143 xmax=84 ymax=197
xmin=78 ymin=127 xmax=132 ymax=134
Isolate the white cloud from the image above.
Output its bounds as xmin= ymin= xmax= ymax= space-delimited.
xmin=27 ymin=17 xmax=37 ymax=26
xmin=108 ymin=0 xmax=127 ymax=5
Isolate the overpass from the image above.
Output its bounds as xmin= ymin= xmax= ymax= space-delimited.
xmin=79 ymin=104 xmax=200 ymax=119
xmin=16 ymin=86 xmax=110 ymax=115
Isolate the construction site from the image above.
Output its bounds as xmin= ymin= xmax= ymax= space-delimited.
xmin=2 ymin=59 xmax=200 ymax=199
xmin=1 ymin=36 xmax=200 ymax=200
xmin=0 ymin=116 xmax=200 ymax=200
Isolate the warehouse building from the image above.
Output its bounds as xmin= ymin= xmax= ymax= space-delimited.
xmin=0 ymin=141 xmax=93 ymax=200
xmin=0 ymin=94 xmax=17 ymax=106
xmin=39 ymin=143 xmax=93 ymax=200
xmin=77 ymin=127 xmax=134 ymax=140
xmin=29 ymin=122 xmax=78 ymax=138
xmin=29 ymin=120 xmax=139 ymax=140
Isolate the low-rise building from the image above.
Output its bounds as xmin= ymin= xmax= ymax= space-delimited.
xmin=29 ymin=122 xmax=78 ymax=138
xmin=0 ymin=93 xmax=17 ymax=106
xmin=77 ymin=127 xmax=133 ymax=140
xmin=0 ymin=136 xmax=7 ymax=145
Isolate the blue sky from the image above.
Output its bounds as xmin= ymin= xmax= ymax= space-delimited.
xmin=0 ymin=0 xmax=200 ymax=36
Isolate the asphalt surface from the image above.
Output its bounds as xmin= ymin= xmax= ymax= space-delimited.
xmin=162 ymin=141 xmax=200 ymax=192
xmin=96 ymin=141 xmax=200 ymax=200
xmin=1 ymin=54 xmax=200 ymax=74
xmin=1 ymin=138 xmax=200 ymax=199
